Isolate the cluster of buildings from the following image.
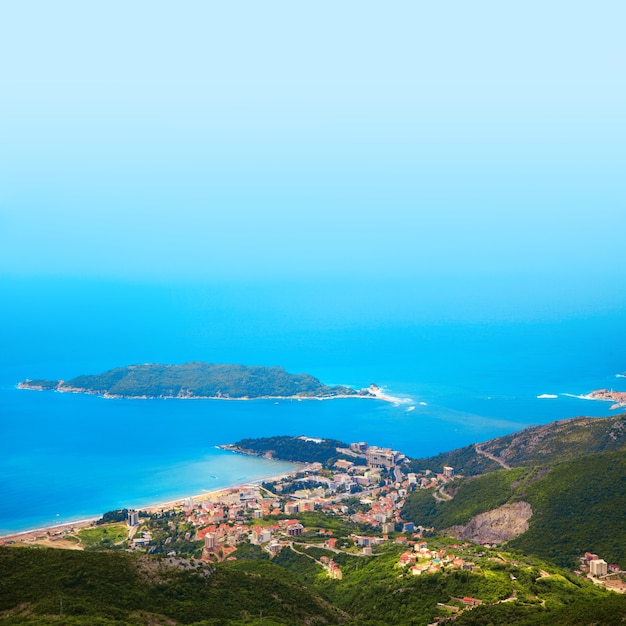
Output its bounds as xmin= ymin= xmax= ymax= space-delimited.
xmin=397 ymin=541 xmax=477 ymax=576
xmin=199 ymin=517 xmax=303 ymax=559
xmin=576 ymin=552 xmax=625 ymax=592
xmin=123 ymin=440 xmax=461 ymax=571
xmin=319 ymin=554 xmax=343 ymax=579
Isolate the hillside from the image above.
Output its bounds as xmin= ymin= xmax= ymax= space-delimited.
xmin=507 ymin=450 xmax=626 ymax=567
xmin=402 ymin=450 xmax=626 ymax=568
xmin=2 ymin=540 xmax=626 ymax=625
xmin=479 ymin=413 xmax=626 ymax=466
xmin=402 ymin=467 xmax=533 ymax=531
xmin=407 ymin=413 xmax=626 ymax=475
xmin=18 ymin=362 xmax=375 ymax=400
xmin=407 ymin=444 xmax=503 ymax=476
xmin=0 ymin=546 xmax=344 ymax=625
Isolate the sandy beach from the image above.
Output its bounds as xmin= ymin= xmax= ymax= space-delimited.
xmin=0 ymin=464 xmax=308 ymax=545
xmin=0 ymin=517 xmax=99 ymax=544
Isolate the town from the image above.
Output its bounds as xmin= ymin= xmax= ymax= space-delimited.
xmin=2 ymin=440 xmax=455 ymax=570
xmin=4 ymin=436 xmax=625 ymax=614
xmin=123 ymin=441 xmax=451 ymax=572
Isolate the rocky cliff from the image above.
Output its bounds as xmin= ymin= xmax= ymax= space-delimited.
xmin=446 ymin=501 xmax=532 ymax=544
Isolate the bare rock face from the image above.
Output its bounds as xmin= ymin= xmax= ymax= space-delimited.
xmin=446 ymin=501 xmax=532 ymax=544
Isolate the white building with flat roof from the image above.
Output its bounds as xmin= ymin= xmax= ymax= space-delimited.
xmin=590 ymin=559 xmax=608 ymax=577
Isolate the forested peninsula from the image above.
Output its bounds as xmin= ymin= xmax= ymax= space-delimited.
xmin=17 ymin=362 xmax=382 ymax=401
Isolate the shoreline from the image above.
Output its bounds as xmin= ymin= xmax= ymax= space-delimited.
xmin=562 ymin=392 xmax=626 ymax=409
xmin=0 ymin=462 xmax=305 ymax=543
xmin=17 ymin=383 xmax=407 ymax=405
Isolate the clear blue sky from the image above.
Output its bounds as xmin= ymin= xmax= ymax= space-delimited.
xmin=1 ymin=1 xmax=624 ymax=281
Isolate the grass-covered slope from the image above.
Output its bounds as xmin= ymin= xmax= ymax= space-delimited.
xmin=508 ymin=450 xmax=626 ymax=567
xmin=452 ymin=584 xmax=626 ymax=626
xmin=481 ymin=413 xmax=626 ymax=467
xmin=3 ymin=539 xmax=626 ymax=625
xmin=0 ymin=546 xmax=344 ymax=625
xmin=408 ymin=414 xmax=626 ymax=476
xmin=20 ymin=362 xmax=366 ymax=399
xmin=407 ymin=444 xmax=502 ymax=476
xmin=403 ymin=450 xmax=626 ymax=568
xmin=403 ymin=467 xmax=532 ymax=529
xmin=274 ymin=541 xmax=626 ymax=626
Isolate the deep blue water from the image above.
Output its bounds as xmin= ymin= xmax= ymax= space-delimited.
xmin=1 ymin=276 xmax=625 ymax=533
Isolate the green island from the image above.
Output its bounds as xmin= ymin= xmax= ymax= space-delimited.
xmin=17 ymin=362 xmax=385 ymax=401
xmin=2 ymin=415 xmax=626 ymax=625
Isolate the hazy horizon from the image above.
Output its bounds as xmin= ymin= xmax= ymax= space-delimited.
xmin=1 ymin=2 xmax=624 ymax=289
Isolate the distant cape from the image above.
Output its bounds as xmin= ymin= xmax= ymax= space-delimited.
xmin=18 ymin=362 xmax=382 ymax=401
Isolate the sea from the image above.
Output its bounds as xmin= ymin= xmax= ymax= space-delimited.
xmin=1 ymin=275 xmax=625 ymax=534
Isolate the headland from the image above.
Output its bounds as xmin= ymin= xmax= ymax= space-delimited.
xmin=585 ymin=389 xmax=626 ymax=410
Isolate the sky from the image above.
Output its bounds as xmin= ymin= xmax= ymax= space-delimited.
xmin=1 ymin=1 xmax=624 ymax=282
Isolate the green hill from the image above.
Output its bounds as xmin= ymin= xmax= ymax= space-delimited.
xmin=3 ymin=540 xmax=625 ymax=626
xmin=508 ymin=450 xmax=626 ymax=567
xmin=19 ymin=362 xmax=373 ymax=400
xmin=478 ymin=413 xmax=626 ymax=467
xmin=402 ymin=414 xmax=626 ymax=569
xmin=403 ymin=450 xmax=626 ymax=568
xmin=407 ymin=413 xmax=626 ymax=476
xmin=407 ymin=443 xmax=503 ymax=476
xmin=402 ymin=466 xmax=532 ymax=530
xmin=0 ymin=546 xmax=344 ymax=625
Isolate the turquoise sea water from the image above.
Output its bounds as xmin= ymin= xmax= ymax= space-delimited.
xmin=1 ymin=277 xmax=625 ymax=534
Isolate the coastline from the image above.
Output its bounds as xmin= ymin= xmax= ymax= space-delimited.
xmin=562 ymin=392 xmax=626 ymax=409
xmin=17 ymin=383 xmax=408 ymax=405
xmin=0 ymin=517 xmax=100 ymax=543
xmin=0 ymin=462 xmax=305 ymax=543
